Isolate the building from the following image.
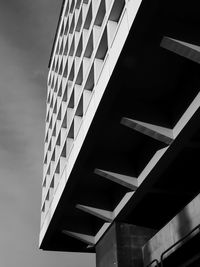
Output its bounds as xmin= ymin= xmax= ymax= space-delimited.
xmin=40 ymin=0 xmax=200 ymax=266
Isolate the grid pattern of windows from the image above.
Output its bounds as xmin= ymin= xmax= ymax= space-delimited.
xmin=41 ymin=0 xmax=126 ymax=227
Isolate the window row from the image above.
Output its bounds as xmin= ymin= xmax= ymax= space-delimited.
xmin=42 ymin=96 xmax=93 ymax=217
xmin=44 ymin=17 xmax=122 ymax=172
xmin=46 ymin=21 xmax=117 ymax=118
xmin=43 ymin=85 xmax=93 ymax=183
xmin=42 ymin=0 xmax=126 ymax=223
xmin=48 ymin=0 xmax=125 ymax=88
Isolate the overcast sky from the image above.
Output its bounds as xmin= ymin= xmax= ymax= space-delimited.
xmin=0 ymin=1 xmax=95 ymax=266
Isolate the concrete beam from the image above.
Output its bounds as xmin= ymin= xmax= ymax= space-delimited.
xmin=76 ymin=204 xmax=114 ymax=222
xmin=96 ymin=223 xmax=155 ymax=267
xmin=94 ymin=168 xmax=138 ymax=190
xmin=62 ymin=230 xmax=95 ymax=245
xmin=161 ymin=36 xmax=200 ymax=64
xmin=143 ymin=193 xmax=200 ymax=266
xmin=121 ymin=117 xmax=174 ymax=145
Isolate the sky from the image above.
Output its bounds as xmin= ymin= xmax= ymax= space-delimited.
xmin=0 ymin=1 xmax=95 ymax=266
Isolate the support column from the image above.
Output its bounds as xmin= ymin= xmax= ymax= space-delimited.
xmin=96 ymin=222 xmax=154 ymax=267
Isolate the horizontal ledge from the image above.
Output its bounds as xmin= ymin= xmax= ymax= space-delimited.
xmin=161 ymin=36 xmax=200 ymax=64
xmin=76 ymin=204 xmax=114 ymax=222
xmin=62 ymin=230 xmax=95 ymax=245
xmin=121 ymin=117 xmax=174 ymax=145
xmin=94 ymin=169 xmax=138 ymax=190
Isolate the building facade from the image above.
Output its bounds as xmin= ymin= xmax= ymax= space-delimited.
xmin=40 ymin=0 xmax=200 ymax=266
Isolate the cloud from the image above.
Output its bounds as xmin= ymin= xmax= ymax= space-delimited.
xmin=0 ymin=0 xmax=62 ymax=73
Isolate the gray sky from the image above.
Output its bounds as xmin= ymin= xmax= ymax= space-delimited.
xmin=0 ymin=1 xmax=95 ymax=266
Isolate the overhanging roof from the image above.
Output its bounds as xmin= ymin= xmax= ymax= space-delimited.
xmin=40 ymin=0 xmax=200 ymax=252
